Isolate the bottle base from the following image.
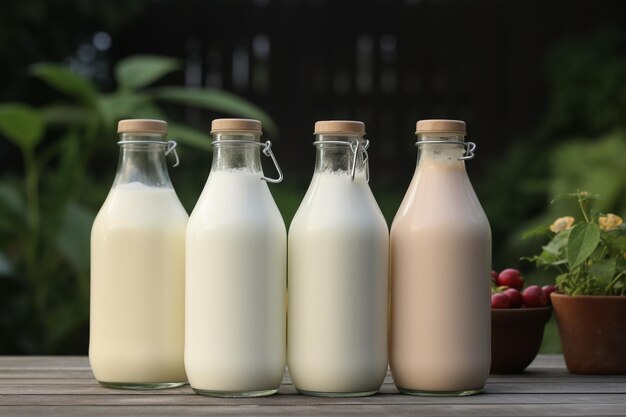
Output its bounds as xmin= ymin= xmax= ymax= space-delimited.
xmin=398 ymin=387 xmax=483 ymax=397
xmin=98 ymin=381 xmax=187 ymax=390
xmin=192 ymin=387 xmax=279 ymax=398
xmin=297 ymin=388 xmax=378 ymax=397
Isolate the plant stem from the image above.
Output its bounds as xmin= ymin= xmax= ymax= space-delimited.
xmin=578 ymin=192 xmax=591 ymax=223
xmin=553 ymin=254 xmax=567 ymax=275
xmin=572 ymin=267 xmax=583 ymax=295
xmin=606 ymin=271 xmax=625 ymax=294
xmin=597 ymin=245 xmax=607 ymax=262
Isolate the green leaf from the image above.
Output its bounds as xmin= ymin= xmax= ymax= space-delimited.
xmin=30 ymin=63 xmax=97 ymax=104
xmin=550 ymin=192 xmax=581 ymax=204
xmin=115 ymin=55 xmax=180 ymax=91
xmin=129 ymin=101 xmax=167 ymax=120
xmin=567 ymin=222 xmax=601 ymax=268
xmin=96 ymin=93 xmax=151 ymax=128
xmin=589 ymin=257 xmax=617 ymax=284
xmin=521 ymin=223 xmax=549 ymax=239
xmin=578 ymin=192 xmax=601 ymax=201
xmin=603 ymin=228 xmax=626 ymax=253
xmin=167 ymin=122 xmax=213 ymax=151
xmin=555 ymin=272 xmax=572 ymax=293
xmin=40 ymin=105 xmax=90 ymax=126
xmin=542 ymin=228 xmax=571 ymax=256
xmin=523 ymin=252 xmax=567 ymax=268
xmin=550 ymin=191 xmax=600 ymax=204
xmin=0 ymin=103 xmax=44 ymax=151
xmin=150 ymin=87 xmax=278 ymax=135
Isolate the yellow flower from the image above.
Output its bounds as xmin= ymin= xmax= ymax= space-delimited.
xmin=623 ymin=252 xmax=626 ymax=260
xmin=599 ymin=214 xmax=623 ymax=231
xmin=579 ymin=191 xmax=590 ymax=198
xmin=550 ymin=216 xmax=575 ymax=233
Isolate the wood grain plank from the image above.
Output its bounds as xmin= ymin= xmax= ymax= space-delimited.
xmin=0 ymin=392 xmax=625 ymax=406
xmin=1 ymin=355 xmax=625 ymax=417
xmin=0 ymin=371 xmax=94 ymax=379
xmin=1 ymin=404 xmax=626 ymax=417
xmin=0 ymin=354 xmax=566 ymax=370
xmin=0 ymin=357 xmax=89 ymax=370
xmin=1 ymin=371 xmax=624 ymax=386
xmin=0 ymin=382 xmax=624 ymax=395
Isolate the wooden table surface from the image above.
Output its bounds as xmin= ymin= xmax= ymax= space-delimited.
xmin=0 ymin=355 xmax=625 ymax=416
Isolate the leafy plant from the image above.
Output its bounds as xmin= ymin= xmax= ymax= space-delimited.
xmin=525 ymin=191 xmax=626 ymax=296
xmin=0 ymin=55 xmax=276 ymax=353
xmin=32 ymin=55 xmax=276 ymax=147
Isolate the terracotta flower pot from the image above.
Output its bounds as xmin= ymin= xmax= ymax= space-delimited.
xmin=551 ymin=293 xmax=626 ymax=374
xmin=490 ymin=307 xmax=552 ymax=374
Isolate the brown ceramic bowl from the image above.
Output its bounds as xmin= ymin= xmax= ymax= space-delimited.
xmin=490 ymin=306 xmax=552 ymax=374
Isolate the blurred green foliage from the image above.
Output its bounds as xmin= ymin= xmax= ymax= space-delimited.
xmin=0 ymin=55 xmax=275 ymax=353
xmin=481 ymin=31 xmax=626 ymax=271
xmin=477 ymin=31 xmax=626 ymax=354
xmin=1 ymin=22 xmax=625 ymax=355
xmin=543 ymin=31 xmax=626 ymax=137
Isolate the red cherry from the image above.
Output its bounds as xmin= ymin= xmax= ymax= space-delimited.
xmin=491 ymin=270 xmax=499 ymax=285
xmin=497 ymin=268 xmax=524 ymax=291
xmin=491 ymin=293 xmax=511 ymax=309
xmin=522 ymin=285 xmax=548 ymax=308
xmin=503 ymin=288 xmax=523 ymax=308
xmin=542 ymin=285 xmax=558 ymax=305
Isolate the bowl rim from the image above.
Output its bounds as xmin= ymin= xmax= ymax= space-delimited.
xmin=491 ymin=306 xmax=553 ymax=313
xmin=551 ymin=292 xmax=626 ymax=301
xmin=491 ymin=306 xmax=553 ymax=326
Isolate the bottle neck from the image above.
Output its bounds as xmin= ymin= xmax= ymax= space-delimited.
xmin=314 ymin=134 xmax=367 ymax=178
xmin=416 ymin=133 xmax=467 ymax=170
xmin=113 ymin=133 xmax=172 ymax=188
xmin=211 ymin=132 xmax=263 ymax=173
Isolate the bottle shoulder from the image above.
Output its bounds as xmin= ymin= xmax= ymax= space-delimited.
xmin=188 ymin=172 xmax=285 ymax=230
xmin=290 ymin=176 xmax=388 ymax=233
xmin=93 ymin=184 xmax=188 ymax=224
xmin=392 ymin=167 xmax=489 ymax=231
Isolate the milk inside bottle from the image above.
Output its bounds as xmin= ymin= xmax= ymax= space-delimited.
xmin=185 ymin=118 xmax=286 ymax=397
xmin=288 ymin=120 xmax=389 ymax=397
xmin=90 ymin=119 xmax=188 ymax=389
xmin=390 ymin=119 xmax=491 ymax=396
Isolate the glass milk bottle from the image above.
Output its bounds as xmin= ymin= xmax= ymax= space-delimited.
xmin=185 ymin=119 xmax=286 ymax=397
xmin=390 ymin=119 xmax=491 ymax=396
xmin=288 ymin=121 xmax=389 ymax=397
xmin=90 ymin=119 xmax=188 ymax=389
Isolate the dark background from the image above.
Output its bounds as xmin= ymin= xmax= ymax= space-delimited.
xmin=1 ymin=0 xmax=626 ymax=354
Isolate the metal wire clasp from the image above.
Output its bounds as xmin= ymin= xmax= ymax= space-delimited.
xmin=165 ymin=141 xmax=180 ymax=167
xmin=459 ymin=142 xmax=476 ymax=160
xmin=349 ymin=139 xmax=370 ymax=181
xmin=259 ymin=141 xmax=283 ymax=183
xmin=312 ymin=139 xmax=371 ymax=182
xmin=414 ymin=140 xmax=477 ymax=160
xmin=211 ymin=139 xmax=283 ymax=184
xmin=117 ymin=140 xmax=180 ymax=167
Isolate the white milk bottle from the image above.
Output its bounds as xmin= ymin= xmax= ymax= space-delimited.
xmin=90 ymin=119 xmax=188 ymax=389
xmin=390 ymin=119 xmax=491 ymax=396
xmin=185 ymin=119 xmax=286 ymax=397
xmin=288 ymin=121 xmax=389 ymax=397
